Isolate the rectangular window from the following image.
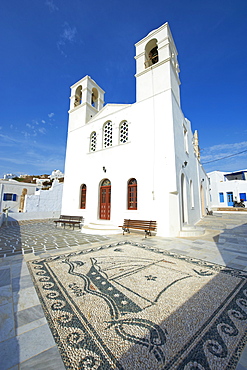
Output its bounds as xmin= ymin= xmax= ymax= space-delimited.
xmin=219 ymin=192 xmax=224 ymax=203
xmin=3 ymin=193 xmax=17 ymax=201
xmin=239 ymin=193 xmax=246 ymax=201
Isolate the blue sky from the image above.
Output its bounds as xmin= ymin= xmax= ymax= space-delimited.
xmin=0 ymin=0 xmax=247 ymax=177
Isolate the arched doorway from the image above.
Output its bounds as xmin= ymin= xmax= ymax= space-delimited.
xmin=181 ymin=174 xmax=188 ymax=224
xmin=99 ymin=179 xmax=111 ymax=220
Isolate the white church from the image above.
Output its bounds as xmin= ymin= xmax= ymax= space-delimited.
xmin=61 ymin=22 xmax=209 ymax=237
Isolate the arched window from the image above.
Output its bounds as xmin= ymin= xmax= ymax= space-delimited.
xmin=90 ymin=131 xmax=97 ymax=152
xmin=145 ymin=39 xmax=159 ymax=68
xmin=128 ymin=178 xmax=137 ymax=210
xmin=74 ymin=85 xmax=82 ymax=107
xmin=119 ymin=121 xmax=128 ymax=144
xmin=80 ymin=184 xmax=86 ymax=209
xmin=103 ymin=121 xmax=112 ymax=148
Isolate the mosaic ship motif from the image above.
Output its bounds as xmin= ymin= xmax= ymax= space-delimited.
xmin=28 ymin=242 xmax=247 ymax=369
xmin=63 ymin=255 xmax=175 ymax=364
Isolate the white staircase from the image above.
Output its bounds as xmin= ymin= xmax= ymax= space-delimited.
xmin=81 ymin=221 xmax=122 ymax=235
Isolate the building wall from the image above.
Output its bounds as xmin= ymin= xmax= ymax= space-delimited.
xmin=25 ymin=180 xmax=63 ymax=213
xmin=208 ymin=171 xmax=247 ymax=208
xmin=62 ymin=22 xmax=209 ymax=236
xmin=0 ymin=180 xmax=37 ymax=213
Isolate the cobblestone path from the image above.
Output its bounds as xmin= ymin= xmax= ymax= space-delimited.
xmin=0 ymin=219 xmax=109 ymax=258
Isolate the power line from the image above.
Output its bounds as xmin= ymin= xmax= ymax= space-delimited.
xmin=202 ymin=149 xmax=247 ymax=165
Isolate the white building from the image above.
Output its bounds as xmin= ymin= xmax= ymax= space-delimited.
xmin=3 ymin=174 xmax=17 ymax=180
xmin=0 ymin=179 xmax=37 ymax=213
xmin=208 ymin=170 xmax=247 ymax=208
xmin=49 ymin=169 xmax=64 ymax=180
xmin=61 ymin=22 xmax=209 ymax=237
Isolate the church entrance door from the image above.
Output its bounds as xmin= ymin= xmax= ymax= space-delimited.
xmin=99 ymin=179 xmax=111 ymax=220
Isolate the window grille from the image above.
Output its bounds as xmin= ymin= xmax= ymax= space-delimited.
xmin=90 ymin=132 xmax=97 ymax=151
xmin=103 ymin=122 xmax=112 ymax=148
xmin=120 ymin=121 xmax=128 ymax=143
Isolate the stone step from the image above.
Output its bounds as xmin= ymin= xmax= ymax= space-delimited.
xmin=81 ymin=222 xmax=122 ymax=235
xmin=179 ymin=225 xmax=205 ymax=237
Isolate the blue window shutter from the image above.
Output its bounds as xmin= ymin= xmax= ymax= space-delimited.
xmin=219 ymin=193 xmax=224 ymax=202
xmin=3 ymin=193 xmax=7 ymax=201
xmin=13 ymin=194 xmax=17 ymax=201
xmin=239 ymin=193 xmax=246 ymax=201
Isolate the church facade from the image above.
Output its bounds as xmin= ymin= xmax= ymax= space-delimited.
xmin=61 ymin=22 xmax=209 ymax=237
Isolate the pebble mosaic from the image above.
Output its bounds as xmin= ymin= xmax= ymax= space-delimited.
xmin=27 ymin=241 xmax=247 ymax=370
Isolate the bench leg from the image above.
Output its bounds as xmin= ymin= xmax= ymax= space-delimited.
xmin=123 ymin=228 xmax=130 ymax=235
xmin=145 ymin=230 xmax=151 ymax=238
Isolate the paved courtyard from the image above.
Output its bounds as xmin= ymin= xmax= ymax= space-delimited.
xmin=0 ymin=213 xmax=247 ymax=369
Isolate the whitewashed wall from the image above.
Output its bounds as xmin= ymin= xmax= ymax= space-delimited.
xmin=208 ymin=171 xmax=247 ymax=208
xmin=25 ymin=180 xmax=63 ymax=213
xmin=0 ymin=180 xmax=37 ymax=213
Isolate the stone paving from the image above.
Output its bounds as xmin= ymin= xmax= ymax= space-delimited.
xmin=0 ymin=219 xmax=109 ymax=258
xmin=0 ymin=213 xmax=246 ymax=369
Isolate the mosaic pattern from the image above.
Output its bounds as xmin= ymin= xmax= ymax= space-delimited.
xmin=28 ymin=242 xmax=247 ymax=369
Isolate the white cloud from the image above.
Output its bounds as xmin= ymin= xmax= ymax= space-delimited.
xmin=42 ymin=120 xmax=46 ymax=124
xmin=201 ymin=141 xmax=247 ymax=163
xmin=48 ymin=112 xmax=55 ymax=118
xmin=57 ymin=23 xmax=77 ymax=56
xmin=38 ymin=127 xmax=47 ymax=135
xmin=201 ymin=141 xmax=247 ymax=172
xmin=45 ymin=0 xmax=58 ymax=12
xmin=0 ymin=131 xmax=66 ymax=176
xmin=62 ymin=23 xmax=77 ymax=42
xmin=26 ymin=123 xmax=33 ymax=129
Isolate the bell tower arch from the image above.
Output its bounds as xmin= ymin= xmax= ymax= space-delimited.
xmin=135 ymin=23 xmax=181 ymax=105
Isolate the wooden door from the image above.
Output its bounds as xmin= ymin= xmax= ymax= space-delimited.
xmin=100 ymin=185 xmax=111 ymax=220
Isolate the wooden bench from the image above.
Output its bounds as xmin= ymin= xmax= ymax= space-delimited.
xmin=119 ymin=219 xmax=157 ymax=238
xmin=54 ymin=215 xmax=84 ymax=230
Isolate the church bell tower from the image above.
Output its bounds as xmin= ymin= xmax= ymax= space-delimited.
xmin=135 ymin=23 xmax=181 ymax=106
xmin=68 ymin=75 xmax=105 ymax=132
